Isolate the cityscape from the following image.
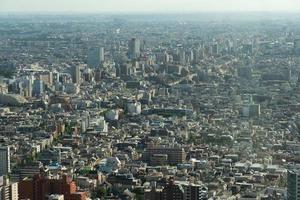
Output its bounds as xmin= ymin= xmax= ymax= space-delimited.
xmin=1 ymin=1 xmax=300 ymax=200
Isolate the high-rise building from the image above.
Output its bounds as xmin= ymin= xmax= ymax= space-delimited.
xmin=0 ymin=176 xmax=18 ymax=200
xmin=71 ymin=66 xmax=81 ymax=85
xmin=287 ymin=169 xmax=300 ymax=200
xmin=128 ymin=38 xmax=140 ymax=59
xmin=32 ymin=80 xmax=44 ymax=97
xmin=0 ymin=146 xmax=10 ymax=176
xmin=212 ymin=43 xmax=219 ymax=56
xmin=21 ymin=74 xmax=34 ymax=98
xmin=9 ymin=182 xmax=18 ymax=200
xmin=39 ymin=72 xmax=53 ymax=86
xmin=88 ymin=47 xmax=104 ymax=68
xmin=23 ymin=79 xmax=32 ymax=98
xmin=0 ymin=176 xmax=9 ymax=200
xmin=294 ymin=39 xmax=300 ymax=54
xmin=94 ymin=68 xmax=102 ymax=82
xmin=116 ymin=62 xmax=134 ymax=78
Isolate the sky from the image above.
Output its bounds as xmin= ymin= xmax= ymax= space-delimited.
xmin=1 ymin=0 xmax=300 ymax=13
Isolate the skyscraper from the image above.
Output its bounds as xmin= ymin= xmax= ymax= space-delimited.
xmin=212 ymin=43 xmax=219 ymax=56
xmin=88 ymin=47 xmax=104 ymax=68
xmin=178 ymin=48 xmax=186 ymax=65
xmin=0 ymin=146 xmax=10 ymax=176
xmin=71 ymin=65 xmax=81 ymax=85
xmin=128 ymin=38 xmax=140 ymax=59
xmin=287 ymin=169 xmax=300 ymax=200
xmin=32 ymin=80 xmax=44 ymax=97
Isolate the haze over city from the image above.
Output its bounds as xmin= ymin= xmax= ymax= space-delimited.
xmin=1 ymin=0 xmax=300 ymax=200
xmin=1 ymin=0 xmax=300 ymax=13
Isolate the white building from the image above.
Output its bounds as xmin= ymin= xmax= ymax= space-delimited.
xmin=10 ymin=182 xmax=18 ymax=200
xmin=48 ymin=194 xmax=64 ymax=200
xmin=127 ymin=102 xmax=142 ymax=115
xmin=0 ymin=177 xmax=18 ymax=200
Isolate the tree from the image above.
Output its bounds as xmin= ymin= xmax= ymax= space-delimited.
xmin=92 ymin=186 xmax=107 ymax=198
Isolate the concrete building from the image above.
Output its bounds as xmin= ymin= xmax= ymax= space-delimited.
xmin=39 ymin=71 xmax=53 ymax=86
xmin=143 ymin=145 xmax=186 ymax=166
xmin=182 ymin=183 xmax=208 ymax=200
xmin=0 ymin=177 xmax=18 ymax=200
xmin=0 ymin=146 xmax=10 ymax=176
xmin=19 ymin=174 xmax=87 ymax=200
xmin=161 ymin=178 xmax=184 ymax=200
xmin=71 ymin=65 xmax=81 ymax=85
xmin=128 ymin=38 xmax=140 ymax=59
xmin=127 ymin=101 xmax=142 ymax=115
xmin=294 ymin=39 xmax=300 ymax=54
xmin=32 ymin=80 xmax=44 ymax=97
xmin=48 ymin=194 xmax=64 ymax=200
xmin=287 ymin=169 xmax=300 ymax=200
xmin=88 ymin=47 xmax=104 ymax=68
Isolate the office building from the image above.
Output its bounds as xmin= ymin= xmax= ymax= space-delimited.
xmin=23 ymin=79 xmax=32 ymax=98
xmin=143 ymin=144 xmax=186 ymax=166
xmin=242 ymin=104 xmax=261 ymax=118
xmin=294 ymin=39 xmax=300 ymax=54
xmin=212 ymin=43 xmax=219 ymax=56
xmin=126 ymin=101 xmax=142 ymax=115
xmin=287 ymin=169 xmax=300 ymax=200
xmin=116 ymin=62 xmax=134 ymax=77
xmin=71 ymin=66 xmax=81 ymax=85
xmin=88 ymin=47 xmax=104 ymax=68
xmin=94 ymin=68 xmax=102 ymax=82
xmin=0 ymin=147 xmax=10 ymax=176
xmin=128 ymin=38 xmax=140 ymax=59
xmin=39 ymin=72 xmax=53 ymax=86
xmin=178 ymin=48 xmax=186 ymax=65
xmin=32 ymin=80 xmax=44 ymax=97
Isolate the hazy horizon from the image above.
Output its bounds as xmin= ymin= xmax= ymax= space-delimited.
xmin=1 ymin=0 xmax=300 ymax=13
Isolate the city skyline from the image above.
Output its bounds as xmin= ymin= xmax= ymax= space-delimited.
xmin=1 ymin=0 xmax=300 ymax=13
xmin=1 ymin=0 xmax=300 ymax=199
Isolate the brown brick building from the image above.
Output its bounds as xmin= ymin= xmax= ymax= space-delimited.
xmin=19 ymin=174 xmax=86 ymax=200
